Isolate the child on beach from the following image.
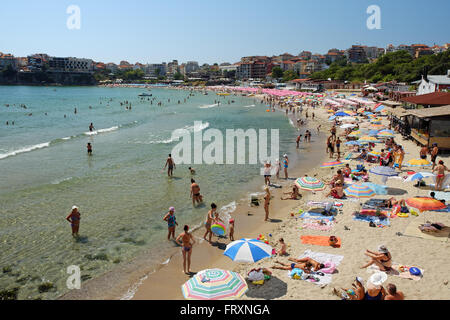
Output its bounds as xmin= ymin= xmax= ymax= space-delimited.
xmin=277 ymin=238 xmax=287 ymax=256
xmin=228 ymin=219 xmax=235 ymax=241
xmin=188 ymin=167 xmax=196 ymax=175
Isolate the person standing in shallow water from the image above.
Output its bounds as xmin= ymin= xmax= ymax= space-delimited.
xmin=164 ymin=154 xmax=175 ymax=177
xmin=163 ymin=207 xmax=178 ymax=240
xmin=176 ymin=225 xmax=195 ymax=274
xmin=89 ymin=123 xmax=95 ymax=132
xmin=66 ymin=206 xmax=81 ymax=237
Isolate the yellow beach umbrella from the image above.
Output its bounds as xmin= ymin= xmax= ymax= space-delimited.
xmin=407 ymin=159 xmax=432 ymax=167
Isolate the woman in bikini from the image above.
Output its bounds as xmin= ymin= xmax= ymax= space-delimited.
xmin=433 ymin=160 xmax=449 ymax=191
xmin=283 ymin=155 xmax=289 ymax=179
xmin=360 ymin=245 xmax=392 ymax=271
xmin=66 ymin=206 xmax=81 ymax=237
xmin=176 ymin=225 xmax=195 ymax=274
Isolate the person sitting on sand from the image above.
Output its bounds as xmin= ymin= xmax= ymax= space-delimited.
xmin=361 ymin=245 xmax=392 ymax=272
xmin=327 ymin=181 xmax=344 ymax=199
xmin=333 ymin=277 xmax=365 ymax=300
xmin=356 ymin=149 xmax=368 ymax=161
xmin=329 ymin=169 xmax=344 ymax=187
xmin=281 ymin=184 xmax=300 ymax=200
xmin=352 ymin=169 xmax=369 ymax=182
xmin=384 ymin=197 xmax=406 ymax=208
xmin=276 ymin=238 xmax=288 ymax=256
xmin=343 ymin=164 xmax=352 ymax=178
xmin=385 ymin=283 xmax=404 ymax=300
xmin=432 ymin=160 xmax=449 ymax=191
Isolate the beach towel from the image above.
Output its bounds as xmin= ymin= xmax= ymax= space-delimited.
xmin=289 ymin=249 xmax=344 ymax=286
xmin=352 ymin=214 xmax=390 ymax=226
xmin=433 ymin=191 xmax=450 ymax=202
xmin=301 ymin=219 xmax=334 ymax=231
xmin=403 ymin=219 xmax=449 ymax=242
xmin=367 ymin=263 xmax=424 ymax=281
xmin=298 ymin=212 xmax=334 ymax=221
xmin=307 ymin=201 xmax=344 ymax=208
xmin=301 ymin=235 xmax=341 ymax=247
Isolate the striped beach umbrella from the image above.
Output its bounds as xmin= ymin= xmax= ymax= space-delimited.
xmin=224 ymin=239 xmax=273 ymax=263
xmin=181 ymin=269 xmax=248 ymax=300
xmin=345 ymin=140 xmax=360 ymax=146
xmin=295 ymin=177 xmax=325 ymax=191
xmin=359 ymin=136 xmax=381 ymax=143
xmin=321 ymin=161 xmax=345 ymax=168
xmin=407 ymin=159 xmax=432 ymax=167
xmin=368 ymin=151 xmax=382 ymax=157
xmin=406 ymin=197 xmax=446 ymax=212
xmin=378 ymin=129 xmax=394 ymax=134
xmin=369 ymin=166 xmax=399 ymax=177
xmin=349 ymin=131 xmax=362 ymax=137
xmin=344 ymin=184 xmax=375 ymax=198
xmin=377 ymin=131 xmax=394 ymax=137
xmin=370 ymin=124 xmax=385 ymax=129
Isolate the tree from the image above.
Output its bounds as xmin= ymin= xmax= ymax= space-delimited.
xmin=174 ymin=72 xmax=184 ymax=80
xmin=271 ymin=66 xmax=283 ymax=79
xmin=282 ymin=70 xmax=297 ymax=82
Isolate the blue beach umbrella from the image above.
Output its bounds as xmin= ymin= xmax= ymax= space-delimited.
xmin=375 ymin=105 xmax=386 ymax=112
xmin=345 ymin=141 xmax=360 ymax=146
xmin=335 ymin=112 xmax=351 ymax=117
xmin=364 ymin=112 xmax=374 ymax=116
xmin=368 ymin=130 xmax=380 ymax=136
xmin=224 ymin=239 xmax=273 ymax=263
xmin=328 ymin=115 xmax=337 ymax=121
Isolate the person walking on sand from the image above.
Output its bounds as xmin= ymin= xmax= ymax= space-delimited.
xmin=264 ymin=186 xmax=271 ymax=221
xmin=431 ymin=143 xmax=439 ymax=170
xmin=203 ymin=203 xmax=216 ymax=243
xmin=176 ymin=225 xmax=195 ymax=274
xmin=164 ymin=154 xmax=176 ymax=177
xmin=283 ymin=155 xmax=289 ymax=179
xmin=190 ymin=179 xmax=203 ymax=206
xmin=263 ymin=161 xmax=272 ymax=186
xmin=433 ymin=160 xmax=449 ymax=191
xmin=335 ymin=137 xmax=342 ymax=160
xmin=66 ymin=206 xmax=81 ymax=238
xmin=163 ymin=207 xmax=178 ymax=240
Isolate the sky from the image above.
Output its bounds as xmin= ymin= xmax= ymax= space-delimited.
xmin=0 ymin=0 xmax=449 ymax=65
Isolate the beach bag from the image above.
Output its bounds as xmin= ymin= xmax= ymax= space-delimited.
xmin=400 ymin=206 xmax=409 ymax=213
xmin=289 ymin=268 xmax=304 ymax=280
xmin=320 ymin=261 xmax=336 ymax=274
xmin=248 ymin=269 xmax=264 ymax=281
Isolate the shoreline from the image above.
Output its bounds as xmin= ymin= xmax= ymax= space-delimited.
xmin=59 ymin=92 xmax=332 ymax=300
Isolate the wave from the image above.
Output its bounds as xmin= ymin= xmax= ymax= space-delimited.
xmin=184 ymin=122 xmax=210 ymax=132
xmin=199 ymin=104 xmax=219 ymax=109
xmin=0 ymin=142 xmax=50 ymax=160
xmin=0 ymin=121 xmax=138 ymax=161
xmin=243 ymin=105 xmax=256 ymax=108
xmin=84 ymin=126 xmax=119 ymax=136
xmin=51 ymin=176 xmax=73 ymax=185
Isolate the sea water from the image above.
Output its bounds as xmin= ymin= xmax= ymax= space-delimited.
xmin=0 ymin=86 xmax=298 ymax=299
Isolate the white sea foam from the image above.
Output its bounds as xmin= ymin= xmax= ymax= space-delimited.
xmin=51 ymin=177 xmax=73 ymax=185
xmin=199 ymin=104 xmax=219 ymax=109
xmin=0 ymin=142 xmax=50 ymax=160
xmin=120 ymin=274 xmax=150 ymax=300
xmin=219 ymin=201 xmax=236 ymax=228
xmin=243 ymin=104 xmax=256 ymax=108
xmin=84 ymin=126 xmax=119 ymax=136
xmin=184 ymin=122 xmax=210 ymax=132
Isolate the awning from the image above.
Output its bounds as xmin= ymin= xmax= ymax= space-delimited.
xmin=407 ymin=105 xmax=450 ymax=119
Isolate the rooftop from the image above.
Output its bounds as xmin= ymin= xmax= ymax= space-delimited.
xmin=401 ymin=92 xmax=450 ymax=106
xmin=407 ymin=105 xmax=450 ymax=118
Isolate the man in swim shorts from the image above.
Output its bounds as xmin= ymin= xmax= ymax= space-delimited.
xmin=190 ymin=179 xmax=203 ymax=206
xmin=164 ymin=154 xmax=176 ymax=177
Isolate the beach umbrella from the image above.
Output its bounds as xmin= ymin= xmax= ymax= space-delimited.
xmin=335 ymin=112 xmax=351 ymax=117
xmin=224 ymin=239 xmax=273 ymax=263
xmin=328 ymin=115 xmax=337 ymax=121
xmin=375 ymin=105 xmax=386 ymax=112
xmin=345 ymin=141 xmax=360 ymax=146
xmin=407 ymin=159 xmax=432 ymax=167
xmin=211 ymin=222 xmax=226 ymax=236
xmin=379 ymin=129 xmax=394 ymax=134
xmin=404 ymin=172 xmax=435 ymax=182
xmin=368 ymin=151 xmax=382 ymax=157
xmin=295 ymin=177 xmax=325 ymax=191
xmin=377 ymin=131 xmax=394 ymax=137
xmin=349 ymin=131 xmax=362 ymax=137
xmin=181 ymin=268 xmax=248 ymax=300
xmin=368 ymin=130 xmax=380 ymax=136
xmin=321 ymin=161 xmax=345 ymax=168
xmin=406 ymin=197 xmax=446 ymax=212
xmin=344 ymin=184 xmax=376 ymax=198
xmin=359 ymin=136 xmax=381 ymax=143
xmin=340 ymin=117 xmax=357 ymax=122
xmin=364 ymin=112 xmax=374 ymax=116
xmin=361 ymin=182 xmax=387 ymax=195
xmin=340 ymin=124 xmax=356 ymax=129
xmin=370 ymin=124 xmax=385 ymax=129
xmin=369 ymin=166 xmax=398 ymax=177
